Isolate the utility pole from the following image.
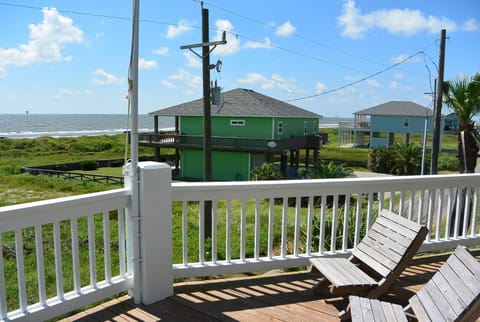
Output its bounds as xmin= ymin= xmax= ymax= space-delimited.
xmin=180 ymin=5 xmax=226 ymax=239
xmin=430 ymin=29 xmax=446 ymax=174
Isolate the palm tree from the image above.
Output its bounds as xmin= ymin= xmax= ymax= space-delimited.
xmin=443 ymin=72 xmax=480 ymax=173
xmin=443 ymin=72 xmax=480 ymax=235
xmin=390 ymin=143 xmax=423 ymax=175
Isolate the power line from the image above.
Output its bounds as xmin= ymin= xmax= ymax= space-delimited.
xmin=200 ymin=0 xmax=425 ymax=71
xmin=0 ymin=1 xmax=181 ymax=27
xmin=285 ymin=51 xmax=425 ymax=102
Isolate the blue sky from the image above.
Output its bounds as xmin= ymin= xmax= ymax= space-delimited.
xmin=0 ymin=0 xmax=479 ymax=117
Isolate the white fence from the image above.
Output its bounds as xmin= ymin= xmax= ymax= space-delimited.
xmin=1 ymin=162 xmax=480 ymax=321
xmin=0 ymin=189 xmax=131 ymax=321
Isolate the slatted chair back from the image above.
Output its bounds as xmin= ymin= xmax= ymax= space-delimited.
xmin=351 ymin=209 xmax=428 ymax=297
xmin=408 ymin=245 xmax=480 ymax=322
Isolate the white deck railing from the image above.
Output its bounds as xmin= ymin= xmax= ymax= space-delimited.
xmin=170 ymin=172 xmax=480 ymax=279
xmin=1 ymin=161 xmax=480 ymax=321
xmin=0 ymin=188 xmax=131 ymax=321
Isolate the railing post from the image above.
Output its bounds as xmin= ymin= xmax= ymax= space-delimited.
xmin=137 ymin=162 xmax=173 ymax=304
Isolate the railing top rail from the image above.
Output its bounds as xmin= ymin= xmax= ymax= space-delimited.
xmin=171 ymin=173 xmax=480 ymax=200
xmin=0 ymin=188 xmax=130 ymax=232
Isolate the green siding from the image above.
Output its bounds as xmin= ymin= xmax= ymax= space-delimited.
xmin=212 ymin=117 xmax=272 ymax=138
xmin=179 ymin=115 xmax=319 ymax=180
xmin=180 ymin=116 xmax=203 ymax=135
xmin=181 ymin=149 xmax=203 ymax=179
xmin=212 ymin=151 xmax=250 ymax=181
xmin=273 ymin=117 xmax=318 ymax=139
xmin=179 ymin=115 xmax=319 ymax=139
xmin=181 ymin=149 xmax=250 ymax=181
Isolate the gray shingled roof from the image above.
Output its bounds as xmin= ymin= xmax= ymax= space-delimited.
xmin=354 ymin=101 xmax=432 ymax=117
xmin=149 ymin=88 xmax=321 ymax=118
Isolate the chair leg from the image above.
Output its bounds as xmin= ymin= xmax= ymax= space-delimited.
xmin=312 ymin=277 xmax=330 ymax=295
xmin=338 ymin=307 xmax=351 ymax=321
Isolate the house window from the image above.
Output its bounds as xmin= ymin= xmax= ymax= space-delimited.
xmin=277 ymin=121 xmax=283 ymax=134
xmin=403 ymin=118 xmax=409 ymax=127
xmin=230 ymin=119 xmax=245 ymax=126
xmin=304 ymin=121 xmax=308 ymax=135
xmin=313 ymin=120 xmax=318 ymax=134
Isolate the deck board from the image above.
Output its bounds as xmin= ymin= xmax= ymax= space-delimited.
xmin=60 ymin=249 xmax=480 ymax=322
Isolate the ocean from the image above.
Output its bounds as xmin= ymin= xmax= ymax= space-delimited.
xmin=0 ymin=114 xmax=352 ymax=139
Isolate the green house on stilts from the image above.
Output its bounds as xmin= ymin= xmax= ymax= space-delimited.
xmin=139 ymin=88 xmax=323 ymax=181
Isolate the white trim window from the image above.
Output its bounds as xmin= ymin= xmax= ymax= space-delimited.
xmin=304 ymin=121 xmax=308 ymax=135
xmin=403 ymin=118 xmax=409 ymax=127
xmin=277 ymin=121 xmax=283 ymax=134
xmin=230 ymin=119 xmax=245 ymax=126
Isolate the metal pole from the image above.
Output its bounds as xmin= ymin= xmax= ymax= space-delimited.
xmin=127 ymin=0 xmax=140 ymax=304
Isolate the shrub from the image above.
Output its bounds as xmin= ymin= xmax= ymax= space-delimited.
xmin=367 ymin=147 xmax=393 ymax=173
xmin=389 ymin=143 xmax=423 ymax=175
xmin=251 ymin=162 xmax=282 ymax=180
xmin=438 ymin=154 xmax=458 ymax=171
xmin=79 ymin=160 xmax=98 ymax=171
xmin=299 ymin=160 xmax=353 ymax=179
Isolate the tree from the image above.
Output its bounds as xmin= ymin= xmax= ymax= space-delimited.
xmin=299 ymin=160 xmax=353 ymax=179
xmin=443 ymin=72 xmax=480 ymax=235
xmin=443 ymin=72 xmax=480 ymax=173
xmin=389 ymin=143 xmax=424 ymax=175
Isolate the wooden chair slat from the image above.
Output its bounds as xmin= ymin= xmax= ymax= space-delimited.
xmin=377 ymin=209 xmax=423 ymax=232
xmin=349 ymin=245 xmax=480 ymax=322
xmin=447 ymin=254 xmax=480 ymax=295
xmin=310 ymin=258 xmax=377 ymax=286
xmin=353 ymin=245 xmax=392 ymax=277
xmin=413 ymin=287 xmax=446 ymax=322
xmin=431 ymin=269 xmax=465 ymax=316
xmin=310 ymin=209 xmax=427 ymax=300
xmin=439 ymin=261 xmax=475 ymax=305
xmin=364 ymin=229 xmax=407 ymax=255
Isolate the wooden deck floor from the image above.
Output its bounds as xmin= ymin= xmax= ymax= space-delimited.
xmin=60 ymin=249 xmax=480 ymax=322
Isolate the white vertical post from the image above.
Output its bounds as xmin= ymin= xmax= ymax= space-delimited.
xmin=138 ymin=162 xmax=173 ymax=304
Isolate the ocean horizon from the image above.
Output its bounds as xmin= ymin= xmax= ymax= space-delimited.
xmin=0 ymin=114 xmax=353 ymax=139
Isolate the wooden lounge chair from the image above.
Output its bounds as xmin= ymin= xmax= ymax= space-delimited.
xmin=348 ymin=245 xmax=480 ymax=322
xmin=310 ymin=209 xmax=428 ymax=299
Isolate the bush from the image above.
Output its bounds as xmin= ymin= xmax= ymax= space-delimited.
xmin=367 ymin=147 xmax=393 ymax=173
xmin=251 ymin=162 xmax=282 ymax=180
xmin=79 ymin=160 xmax=98 ymax=171
xmin=299 ymin=160 xmax=353 ymax=179
xmin=438 ymin=154 xmax=458 ymax=171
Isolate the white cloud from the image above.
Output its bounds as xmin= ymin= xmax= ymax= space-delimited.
xmin=214 ymin=20 xmax=240 ymax=56
xmin=389 ymin=81 xmax=399 ymax=89
xmin=183 ymin=51 xmax=201 ymax=69
xmin=237 ymin=72 xmax=300 ymax=93
xmin=463 ymin=18 xmax=479 ymax=31
xmin=244 ymin=37 xmax=273 ymax=49
xmin=0 ymin=7 xmax=83 ymax=76
xmin=166 ymin=19 xmax=193 ymax=38
xmin=161 ymin=80 xmax=178 ymax=89
xmin=338 ymin=0 xmax=458 ymax=39
xmin=393 ymin=72 xmax=404 ymax=79
xmin=169 ymin=68 xmax=202 ymax=88
xmin=153 ymin=47 xmax=169 ymax=55
xmin=237 ymin=72 xmax=268 ymax=84
xmin=51 ymin=87 xmax=78 ymax=99
xmin=276 ymin=21 xmax=296 ymax=36
xmin=91 ymin=69 xmax=123 ymax=85
xmin=390 ymin=54 xmax=420 ymax=64
xmin=139 ymin=58 xmax=158 ymax=69
xmin=366 ymin=79 xmax=382 ymax=88
xmin=316 ymin=82 xmax=326 ymax=93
